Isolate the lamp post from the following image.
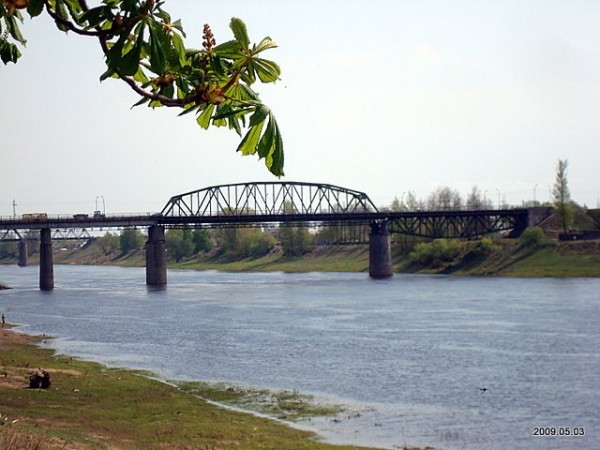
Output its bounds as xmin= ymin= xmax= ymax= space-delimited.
xmin=96 ymin=196 xmax=106 ymax=215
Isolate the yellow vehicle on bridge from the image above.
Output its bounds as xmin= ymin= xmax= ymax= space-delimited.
xmin=22 ymin=213 xmax=48 ymax=221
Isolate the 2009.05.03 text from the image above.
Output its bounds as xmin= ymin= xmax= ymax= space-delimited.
xmin=533 ymin=427 xmax=585 ymax=437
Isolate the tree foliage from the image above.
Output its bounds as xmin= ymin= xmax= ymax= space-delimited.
xmin=552 ymin=159 xmax=573 ymax=233
xmin=192 ymin=228 xmax=212 ymax=253
xmin=165 ymin=228 xmax=194 ymax=262
xmin=119 ymin=227 xmax=144 ymax=253
xmin=280 ymin=226 xmax=312 ymax=256
xmin=0 ymin=0 xmax=284 ymax=175
xmin=96 ymin=231 xmax=119 ymax=255
xmin=214 ymin=227 xmax=275 ymax=259
xmin=426 ymin=186 xmax=463 ymax=211
xmin=0 ymin=241 xmax=18 ymax=258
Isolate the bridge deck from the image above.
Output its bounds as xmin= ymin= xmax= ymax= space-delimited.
xmin=0 ymin=208 xmax=532 ymax=239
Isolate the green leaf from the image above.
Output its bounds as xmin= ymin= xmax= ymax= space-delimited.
xmin=177 ymin=105 xmax=199 ymax=117
xmin=0 ymin=41 xmax=21 ymax=64
xmin=148 ymin=21 xmax=167 ymax=74
xmin=270 ymin=117 xmax=284 ymax=176
xmin=196 ymin=104 xmax=215 ymax=129
xmin=79 ymin=5 xmax=110 ymax=27
xmin=256 ymin=117 xmax=275 ymax=159
xmin=106 ymin=31 xmax=129 ymax=70
xmin=99 ymin=67 xmax=116 ymax=81
xmin=6 ymin=15 xmax=26 ymax=45
xmin=170 ymin=31 xmax=187 ymax=67
xmin=54 ymin=0 xmax=70 ymax=32
xmin=119 ymin=26 xmax=144 ymax=76
xmin=130 ymin=96 xmax=149 ymax=109
xmin=252 ymin=37 xmax=278 ymax=55
xmin=133 ymin=66 xmax=150 ymax=84
xmin=228 ymin=116 xmax=242 ymax=136
xmin=228 ymin=84 xmax=260 ymax=102
xmin=171 ymin=19 xmax=186 ymax=37
xmin=62 ymin=0 xmax=85 ymax=26
xmin=253 ymin=58 xmax=280 ymax=83
xmin=237 ymin=120 xmax=265 ymax=156
xmin=229 ymin=17 xmax=249 ymax=51
xmin=27 ymin=0 xmax=45 ymax=18
xmin=249 ymin=104 xmax=269 ymax=127
xmin=212 ymin=105 xmax=253 ymax=121
xmin=213 ymin=40 xmax=244 ymax=59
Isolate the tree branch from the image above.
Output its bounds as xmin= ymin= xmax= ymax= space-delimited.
xmin=43 ymin=1 xmax=110 ymax=37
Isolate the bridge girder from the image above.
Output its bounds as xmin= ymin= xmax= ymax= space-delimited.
xmin=160 ymin=181 xmax=379 ymax=218
xmin=0 ymin=228 xmax=92 ymax=242
xmin=386 ymin=209 xmax=529 ymax=238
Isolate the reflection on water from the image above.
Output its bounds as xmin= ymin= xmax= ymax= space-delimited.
xmin=1 ymin=265 xmax=599 ymax=450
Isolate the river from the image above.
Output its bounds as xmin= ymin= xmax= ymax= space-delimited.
xmin=0 ymin=264 xmax=598 ymax=450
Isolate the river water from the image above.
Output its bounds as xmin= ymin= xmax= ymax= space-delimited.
xmin=0 ymin=264 xmax=598 ymax=450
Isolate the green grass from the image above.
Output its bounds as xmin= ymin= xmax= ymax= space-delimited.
xmin=500 ymin=244 xmax=600 ymax=277
xmin=172 ymin=246 xmax=370 ymax=273
xmin=177 ymin=381 xmax=342 ymax=421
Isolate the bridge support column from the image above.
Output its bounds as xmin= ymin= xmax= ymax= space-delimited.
xmin=146 ymin=225 xmax=167 ymax=286
xmin=39 ymin=228 xmax=54 ymax=290
xmin=369 ymin=222 xmax=393 ymax=279
xmin=18 ymin=239 xmax=28 ymax=267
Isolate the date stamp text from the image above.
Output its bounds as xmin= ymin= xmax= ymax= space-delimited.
xmin=533 ymin=427 xmax=585 ymax=437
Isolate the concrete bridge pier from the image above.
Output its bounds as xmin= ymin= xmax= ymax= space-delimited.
xmin=39 ymin=228 xmax=54 ymax=290
xmin=369 ymin=221 xmax=393 ymax=279
xmin=146 ymin=225 xmax=167 ymax=286
xmin=18 ymin=239 xmax=28 ymax=267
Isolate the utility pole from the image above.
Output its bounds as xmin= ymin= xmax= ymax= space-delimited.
xmin=12 ymin=199 xmax=17 ymax=218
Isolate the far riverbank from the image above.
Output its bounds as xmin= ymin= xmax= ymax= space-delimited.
xmin=51 ymin=238 xmax=600 ymax=278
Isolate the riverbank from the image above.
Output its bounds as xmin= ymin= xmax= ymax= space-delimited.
xmin=0 ymin=326 xmax=432 ymax=450
xmin=42 ymin=237 xmax=600 ymax=278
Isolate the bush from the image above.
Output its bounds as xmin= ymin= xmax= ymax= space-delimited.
xmin=409 ymin=239 xmax=462 ymax=267
xmin=520 ymin=227 xmax=547 ymax=248
xmin=474 ymin=236 xmax=500 ymax=256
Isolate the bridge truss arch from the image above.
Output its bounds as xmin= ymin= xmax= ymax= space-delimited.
xmin=160 ymin=182 xmax=379 ymax=218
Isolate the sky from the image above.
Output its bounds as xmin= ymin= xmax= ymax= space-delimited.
xmin=1 ymin=0 xmax=599 ymax=216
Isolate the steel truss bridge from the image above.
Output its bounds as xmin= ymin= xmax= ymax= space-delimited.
xmin=0 ymin=182 xmax=548 ymax=288
xmin=1 ymin=181 xmax=536 ymax=239
xmin=161 ymin=182 xmax=534 ymax=239
xmin=0 ymin=228 xmax=92 ymax=242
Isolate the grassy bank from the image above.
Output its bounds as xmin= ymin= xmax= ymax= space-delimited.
xmin=44 ymin=236 xmax=600 ymax=278
xmin=0 ymin=326 xmax=430 ymax=450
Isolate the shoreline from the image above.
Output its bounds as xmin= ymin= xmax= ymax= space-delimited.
xmin=0 ymin=325 xmax=432 ymax=450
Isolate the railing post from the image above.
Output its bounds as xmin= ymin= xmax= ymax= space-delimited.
xmin=369 ymin=221 xmax=393 ymax=279
xmin=39 ymin=228 xmax=54 ymax=290
xmin=146 ymin=225 xmax=167 ymax=286
xmin=18 ymin=239 xmax=28 ymax=267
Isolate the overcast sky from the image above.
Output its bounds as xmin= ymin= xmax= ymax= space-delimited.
xmin=1 ymin=0 xmax=599 ymax=216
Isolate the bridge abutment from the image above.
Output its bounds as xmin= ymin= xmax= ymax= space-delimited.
xmin=39 ymin=228 xmax=54 ymax=290
xmin=18 ymin=239 xmax=28 ymax=267
xmin=369 ymin=222 xmax=393 ymax=279
xmin=146 ymin=225 xmax=167 ymax=286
